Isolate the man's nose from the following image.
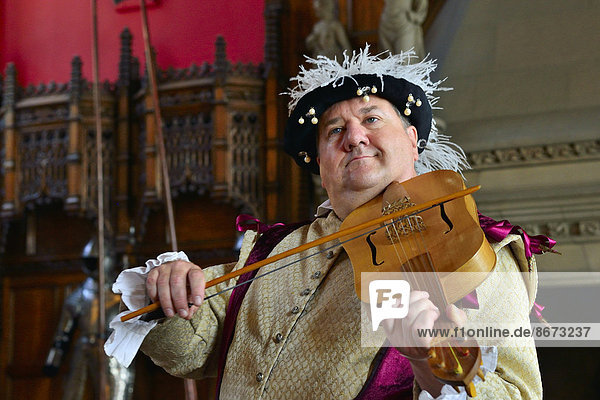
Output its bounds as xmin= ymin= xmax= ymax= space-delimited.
xmin=343 ymin=122 xmax=369 ymax=151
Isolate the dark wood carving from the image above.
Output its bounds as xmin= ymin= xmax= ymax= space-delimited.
xmin=19 ymin=128 xmax=69 ymax=204
xmin=0 ymin=29 xmax=268 ymax=400
xmin=163 ymin=112 xmax=213 ymax=195
xmin=0 ymin=4 xmax=451 ymax=398
xmin=132 ymin=35 xmax=267 ymax=250
xmin=0 ymin=56 xmax=116 ymax=222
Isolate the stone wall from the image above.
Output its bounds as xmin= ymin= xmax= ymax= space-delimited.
xmin=429 ymin=0 xmax=600 ymax=275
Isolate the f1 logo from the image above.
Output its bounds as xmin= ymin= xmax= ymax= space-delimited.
xmin=369 ymin=280 xmax=410 ymax=331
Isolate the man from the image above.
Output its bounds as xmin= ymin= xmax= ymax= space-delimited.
xmin=106 ymin=47 xmax=544 ymax=399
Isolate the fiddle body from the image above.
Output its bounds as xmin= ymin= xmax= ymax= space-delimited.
xmin=340 ymin=170 xmax=496 ymax=396
xmin=341 ymin=170 xmax=496 ymax=305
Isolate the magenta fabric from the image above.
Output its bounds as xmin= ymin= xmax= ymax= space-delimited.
xmin=478 ymin=212 xmax=555 ymax=321
xmin=235 ymin=213 xmax=285 ymax=234
xmin=463 ymin=291 xmax=480 ymax=309
xmin=478 ymin=212 xmax=557 ymax=260
xmin=354 ymin=346 xmax=414 ymax=400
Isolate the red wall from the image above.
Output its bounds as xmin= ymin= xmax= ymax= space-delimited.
xmin=0 ymin=0 xmax=265 ymax=86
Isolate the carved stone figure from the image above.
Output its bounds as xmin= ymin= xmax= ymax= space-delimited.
xmin=306 ymin=0 xmax=352 ymax=61
xmin=379 ymin=0 xmax=428 ymax=58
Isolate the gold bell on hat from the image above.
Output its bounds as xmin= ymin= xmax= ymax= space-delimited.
xmin=300 ymin=107 xmax=318 ymax=124
xmin=298 ymin=151 xmax=311 ymax=163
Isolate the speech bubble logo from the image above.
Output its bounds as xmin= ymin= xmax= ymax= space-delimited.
xmin=369 ymin=280 xmax=410 ymax=331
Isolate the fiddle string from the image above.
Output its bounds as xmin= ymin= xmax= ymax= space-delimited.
xmin=416 ymin=211 xmax=464 ymax=371
xmin=414 ymin=209 xmax=466 ymax=373
xmin=386 ymin=213 xmax=434 ymax=313
xmin=417 ymin=219 xmax=448 ymax=312
xmin=386 ymin=214 xmax=418 ymax=293
xmin=384 ymin=204 xmax=412 ymax=276
xmin=387 ymin=213 xmax=435 ymax=357
xmin=388 ymin=207 xmax=463 ymax=374
xmin=398 ymin=206 xmax=448 ymax=312
xmin=407 ymin=216 xmax=431 ymax=295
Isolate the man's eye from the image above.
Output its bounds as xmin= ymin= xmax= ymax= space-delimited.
xmin=329 ymin=127 xmax=343 ymax=135
xmin=365 ymin=116 xmax=379 ymax=124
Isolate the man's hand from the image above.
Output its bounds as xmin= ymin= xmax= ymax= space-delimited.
xmin=146 ymin=260 xmax=206 ymax=320
xmin=382 ymin=291 xmax=437 ymax=359
xmin=382 ymin=290 xmax=467 ymax=359
xmin=382 ymin=290 xmax=467 ymax=397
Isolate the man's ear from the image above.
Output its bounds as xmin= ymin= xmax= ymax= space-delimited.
xmin=316 ymin=157 xmax=326 ymax=188
xmin=406 ymin=125 xmax=419 ymax=161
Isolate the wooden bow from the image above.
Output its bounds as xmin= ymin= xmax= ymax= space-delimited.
xmin=121 ymin=183 xmax=481 ymax=321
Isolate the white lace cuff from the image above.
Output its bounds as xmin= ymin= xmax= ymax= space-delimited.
xmin=104 ymin=251 xmax=189 ymax=368
xmin=418 ymin=346 xmax=498 ymax=400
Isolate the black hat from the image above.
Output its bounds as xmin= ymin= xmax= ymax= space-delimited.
xmin=284 ymin=74 xmax=432 ymax=174
xmin=282 ymin=47 xmax=468 ymax=175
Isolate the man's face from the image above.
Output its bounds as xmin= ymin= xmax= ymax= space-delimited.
xmin=316 ymin=96 xmax=419 ymax=201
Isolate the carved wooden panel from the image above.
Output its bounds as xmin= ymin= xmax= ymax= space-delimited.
xmin=132 ymin=36 xmax=267 ymax=252
xmin=0 ymin=57 xmax=116 ymax=223
xmin=81 ymin=128 xmax=115 ymax=225
xmin=19 ymin=128 xmax=69 ymax=204
xmin=229 ymin=110 xmax=263 ymax=215
xmin=163 ymin=112 xmax=213 ymax=195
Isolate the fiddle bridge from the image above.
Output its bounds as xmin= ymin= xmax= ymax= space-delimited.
xmin=382 ymin=196 xmax=426 ymax=243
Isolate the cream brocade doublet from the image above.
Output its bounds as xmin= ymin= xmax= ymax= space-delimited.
xmin=141 ymin=211 xmax=542 ymax=399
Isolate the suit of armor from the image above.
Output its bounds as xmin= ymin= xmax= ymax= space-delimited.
xmin=45 ymin=239 xmax=135 ymax=400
